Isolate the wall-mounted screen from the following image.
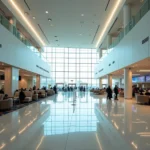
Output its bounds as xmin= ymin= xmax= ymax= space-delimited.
xmin=137 ymin=76 xmax=145 ymax=82
xmin=132 ymin=76 xmax=145 ymax=83
xmin=132 ymin=77 xmax=137 ymax=83
xmin=146 ymin=75 xmax=150 ymax=82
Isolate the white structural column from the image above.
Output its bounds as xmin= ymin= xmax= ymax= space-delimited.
xmin=107 ymin=74 xmax=112 ymax=88
xmin=9 ymin=17 xmax=16 ymax=33
xmin=99 ymin=78 xmax=103 ymax=89
xmin=36 ymin=75 xmax=41 ymax=89
xmin=4 ymin=67 xmax=19 ymax=96
xmin=123 ymin=4 xmax=131 ymax=28
xmin=124 ymin=68 xmax=132 ymax=99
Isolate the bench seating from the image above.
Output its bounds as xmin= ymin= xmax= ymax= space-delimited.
xmin=0 ymin=98 xmax=13 ymax=110
xmin=136 ymin=95 xmax=150 ymax=104
xmin=24 ymin=91 xmax=33 ymax=102
xmin=47 ymin=89 xmax=55 ymax=96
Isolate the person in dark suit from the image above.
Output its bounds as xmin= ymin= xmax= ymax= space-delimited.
xmin=106 ymin=86 xmax=112 ymax=100
xmin=114 ymin=85 xmax=119 ymax=100
xmin=145 ymin=90 xmax=150 ymax=95
xmin=19 ymin=88 xmax=26 ymax=103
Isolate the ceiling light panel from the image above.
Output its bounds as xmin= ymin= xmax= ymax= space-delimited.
xmin=95 ymin=0 xmax=124 ymax=48
xmin=9 ymin=0 xmax=46 ymax=46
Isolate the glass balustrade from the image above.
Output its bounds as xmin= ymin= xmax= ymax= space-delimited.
xmin=108 ymin=0 xmax=150 ymax=51
xmin=0 ymin=14 xmax=47 ymax=62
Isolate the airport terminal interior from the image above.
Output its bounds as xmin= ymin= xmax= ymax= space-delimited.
xmin=0 ymin=0 xmax=150 ymax=150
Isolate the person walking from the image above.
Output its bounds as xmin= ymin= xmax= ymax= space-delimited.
xmin=106 ymin=86 xmax=112 ymax=100
xmin=114 ymin=85 xmax=119 ymax=100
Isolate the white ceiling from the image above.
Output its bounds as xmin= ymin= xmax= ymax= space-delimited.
xmin=1 ymin=0 xmax=144 ymax=49
xmin=2 ymin=0 xmax=112 ymax=48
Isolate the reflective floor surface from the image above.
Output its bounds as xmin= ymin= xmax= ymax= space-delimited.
xmin=0 ymin=92 xmax=150 ymax=150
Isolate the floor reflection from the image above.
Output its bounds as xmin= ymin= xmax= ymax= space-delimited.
xmin=95 ymin=96 xmax=150 ymax=150
xmin=44 ymin=91 xmax=99 ymax=136
xmin=0 ymin=91 xmax=150 ymax=150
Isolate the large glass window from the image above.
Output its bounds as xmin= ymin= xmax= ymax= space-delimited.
xmin=44 ymin=47 xmax=99 ymax=88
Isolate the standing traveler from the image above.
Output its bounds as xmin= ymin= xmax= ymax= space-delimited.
xmin=106 ymin=86 xmax=112 ymax=100
xmin=114 ymin=85 xmax=119 ymax=100
xmin=19 ymin=88 xmax=26 ymax=103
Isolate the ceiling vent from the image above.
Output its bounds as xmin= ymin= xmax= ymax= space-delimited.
xmin=91 ymin=25 xmax=100 ymax=44
xmin=38 ymin=24 xmax=50 ymax=43
xmin=105 ymin=0 xmax=110 ymax=11
xmin=24 ymin=0 xmax=31 ymax=11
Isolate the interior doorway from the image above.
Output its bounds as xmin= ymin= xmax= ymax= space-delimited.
xmin=68 ymin=83 xmax=76 ymax=88
xmin=80 ymin=83 xmax=88 ymax=90
xmin=56 ymin=83 xmax=64 ymax=91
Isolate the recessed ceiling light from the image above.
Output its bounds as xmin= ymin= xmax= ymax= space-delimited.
xmin=45 ymin=11 xmax=49 ymax=14
xmin=24 ymin=12 xmax=29 ymax=16
xmin=81 ymin=14 xmax=84 ymax=17
xmin=54 ymin=36 xmax=57 ymax=37
xmin=33 ymin=16 xmax=35 ymax=19
xmin=138 ymin=70 xmax=150 ymax=72
xmin=79 ymin=34 xmax=82 ymax=36
xmin=96 ymin=0 xmax=122 ymax=48
xmin=48 ymin=18 xmax=52 ymax=21
xmin=50 ymin=24 xmax=54 ymax=27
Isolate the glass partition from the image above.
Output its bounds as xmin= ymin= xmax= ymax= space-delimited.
xmin=108 ymin=0 xmax=150 ymax=50
xmin=0 ymin=14 xmax=46 ymax=62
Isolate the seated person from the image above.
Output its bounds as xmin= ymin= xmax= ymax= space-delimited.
xmin=33 ymin=85 xmax=36 ymax=90
xmin=139 ymin=91 xmax=143 ymax=95
xmin=145 ymin=90 xmax=150 ymax=95
xmin=19 ymin=89 xmax=26 ymax=103
xmin=3 ymin=94 xmax=8 ymax=100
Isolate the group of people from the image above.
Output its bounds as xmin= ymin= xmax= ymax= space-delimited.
xmin=79 ymin=86 xmax=86 ymax=92
xmin=132 ymin=85 xmax=150 ymax=96
xmin=106 ymin=85 xmax=119 ymax=100
xmin=62 ymin=86 xmax=76 ymax=92
xmin=0 ymin=88 xmax=9 ymax=100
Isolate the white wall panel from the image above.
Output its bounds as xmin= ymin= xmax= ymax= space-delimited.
xmin=96 ymin=10 xmax=150 ymax=78
xmin=0 ymin=24 xmax=50 ymax=78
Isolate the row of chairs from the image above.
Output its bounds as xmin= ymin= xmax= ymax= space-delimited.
xmin=0 ymin=89 xmax=55 ymax=110
xmin=90 ymin=89 xmax=105 ymax=95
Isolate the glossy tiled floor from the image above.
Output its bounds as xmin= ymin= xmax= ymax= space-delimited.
xmin=0 ymin=91 xmax=150 ymax=150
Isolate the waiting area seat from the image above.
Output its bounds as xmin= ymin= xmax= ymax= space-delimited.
xmin=14 ymin=91 xmax=19 ymax=102
xmin=119 ymin=91 xmax=124 ymax=97
xmin=23 ymin=91 xmax=33 ymax=103
xmin=0 ymin=99 xmax=13 ymax=110
xmin=47 ymin=89 xmax=55 ymax=96
xmin=136 ymin=94 xmax=150 ymax=104
xmin=0 ymin=88 xmax=56 ymax=111
xmin=37 ymin=90 xmax=47 ymax=98
xmin=32 ymin=92 xmax=38 ymax=101
xmin=0 ymin=94 xmax=13 ymax=110
xmin=90 ymin=89 xmax=105 ymax=95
